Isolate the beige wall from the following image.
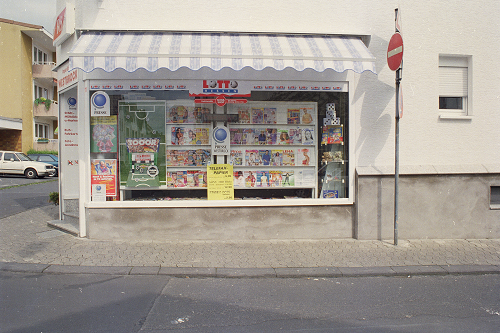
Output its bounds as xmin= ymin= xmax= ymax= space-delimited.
xmin=0 ymin=21 xmax=36 ymax=152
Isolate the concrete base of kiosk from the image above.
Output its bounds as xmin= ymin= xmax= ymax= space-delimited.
xmin=86 ymin=205 xmax=354 ymax=241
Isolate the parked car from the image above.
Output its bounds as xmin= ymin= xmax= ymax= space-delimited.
xmin=0 ymin=151 xmax=56 ymax=179
xmin=28 ymin=154 xmax=59 ymax=176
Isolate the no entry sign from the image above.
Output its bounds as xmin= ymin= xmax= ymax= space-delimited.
xmin=387 ymin=33 xmax=403 ymax=71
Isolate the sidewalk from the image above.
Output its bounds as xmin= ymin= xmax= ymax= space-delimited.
xmin=1 ymin=205 xmax=500 ymax=278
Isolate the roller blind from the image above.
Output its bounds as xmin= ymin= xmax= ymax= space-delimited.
xmin=439 ymin=66 xmax=467 ymax=96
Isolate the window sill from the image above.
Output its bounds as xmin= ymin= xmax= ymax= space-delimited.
xmin=439 ymin=114 xmax=472 ymax=120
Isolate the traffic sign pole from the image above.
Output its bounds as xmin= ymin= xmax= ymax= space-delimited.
xmin=387 ymin=8 xmax=404 ymax=246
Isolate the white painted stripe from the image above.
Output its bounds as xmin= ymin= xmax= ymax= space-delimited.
xmin=388 ymin=46 xmax=403 ymax=58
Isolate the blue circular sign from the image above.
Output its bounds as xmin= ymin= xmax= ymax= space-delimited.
xmin=213 ymin=127 xmax=227 ymax=142
xmin=92 ymin=93 xmax=107 ymax=108
xmin=67 ymin=97 xmax=77 ymax=106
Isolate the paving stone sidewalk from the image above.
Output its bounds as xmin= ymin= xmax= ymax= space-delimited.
xmin=1 ymin=205 xmax=500 ymax=277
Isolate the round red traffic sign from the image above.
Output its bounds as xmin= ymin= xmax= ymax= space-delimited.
xmin=387 ymin=33 xmax=403 ymax=71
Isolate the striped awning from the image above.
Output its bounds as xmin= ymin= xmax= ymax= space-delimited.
xmin=69 ymin=32 xmax=376 ymax=74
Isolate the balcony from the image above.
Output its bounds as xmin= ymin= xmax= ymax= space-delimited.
xmin=33 ymin=138 xmax=58 ymax=152
xmin=33 ymin=99 xmax=58 ymax=118
xmin=32 ymin=63 xmax=57 ymax=85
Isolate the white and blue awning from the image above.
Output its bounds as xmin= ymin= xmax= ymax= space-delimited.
xmin=69 ymin=32 xmax=376 ymax=74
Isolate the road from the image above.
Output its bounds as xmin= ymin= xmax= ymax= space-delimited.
xmin=1 ymin=272 xmax=499 ymax=332
xmin=0 ymin=175 xmax=58 ymax=219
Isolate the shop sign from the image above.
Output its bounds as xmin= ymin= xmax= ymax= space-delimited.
xmin=211 ymin=126 xmax=230 ymax=155
xmin=195 ymin=95 xmax=247 ymax=107
xmin=91 ymin=91 xmax=110 ymax=116
xmin=58 ymin=63 xmax=78 ymax=91
xmin=207 ymin=164 xmax=234 ymax=200
xmin=53 ymin=4 xmax=75 ymax=46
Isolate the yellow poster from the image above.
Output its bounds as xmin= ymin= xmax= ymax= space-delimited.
xmin=207 ymin=164 xmax=234 ymax=200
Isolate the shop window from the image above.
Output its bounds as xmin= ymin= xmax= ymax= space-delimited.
xmin=89 ymin=85 xmax=349 ymax=202
xmin=439 ymin=55 xmax=470 ymax=116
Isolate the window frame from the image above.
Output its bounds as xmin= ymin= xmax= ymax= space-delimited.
xmin=438 ymin=55 xmax=471 ymax=119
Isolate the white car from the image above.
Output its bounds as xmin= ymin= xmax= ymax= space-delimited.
xmin=0 ymin=151 xmax=56 ymax=179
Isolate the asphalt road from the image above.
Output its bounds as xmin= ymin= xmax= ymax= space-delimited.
xmin=0 ymin=175 xmax=58 ymax=219
xmin=1 ymin=272 xmax=499 ymax=332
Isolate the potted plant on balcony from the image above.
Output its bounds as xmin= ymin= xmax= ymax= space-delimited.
xmin=37 ymin=138 xmax=49 ymax=143
xmin=34 ymin=97 xmax=52 ymax=111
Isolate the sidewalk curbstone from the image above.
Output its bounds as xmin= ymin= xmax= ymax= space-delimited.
xmin=129 ymin=266 xmax=161 ymax=275
xmin=275 ymin=267 xmax=342 ymax=278
xmin=338 ymin=266 xmax=396 ymax=277
xmin=391 ymin=265 xmax=448 ymax=276
xmin=0 ymin=262 xmax=49 ymax=273
xmin=441 ymin=264 xmax=500 ymax=275
xmin=216 ymin=267 xmax=276 ymax=278
xmin=159 ymin=267 xmax=216 ymax=277
xmin=43 ymin=265 xmax=132 ymax=275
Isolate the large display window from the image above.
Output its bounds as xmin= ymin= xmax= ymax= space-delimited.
xmin=88 ymin=84 xmax=348 ymax=202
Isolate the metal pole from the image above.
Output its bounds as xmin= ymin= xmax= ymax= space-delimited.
xmin=394 ymin=68 xmax=401 ymax=246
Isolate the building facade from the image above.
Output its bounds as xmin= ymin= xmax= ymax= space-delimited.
xmin=0 ymin=19 xmax=58 ymax=153
xmin=54 ymin=0 xmax=500 ymax=241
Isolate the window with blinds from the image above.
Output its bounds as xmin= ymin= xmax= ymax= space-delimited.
xmin=439 ymin=56 xmax=469 ymax=115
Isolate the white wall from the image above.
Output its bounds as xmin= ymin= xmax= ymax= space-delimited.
xmin=58 ymin=0 xmax=500 ymax=170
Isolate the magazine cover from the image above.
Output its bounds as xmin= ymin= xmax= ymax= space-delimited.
xmin=167 ymin=172 xmax=174 ymax=187
xmin=302 ymin=128 xmax=314 ymax=145
xmin=300 ymin=107 xmax=314 ymax=124
xmin=271 ymin=149 xmax=282 ymax=166
xmin=91 ymin=116 xmax=117 ymax=153
xmin=328 ymin=126 xmax=343 ymax=144
xmin=233 ymin=171 xmax=245 ymax=188
xmin=171 ymin=127 xmax=186 ymax=145
xmin=174 ymin=171 xmax=187 ymax=187
xmin=321 ymin=129 xmax=329 ymax=145
xmin=245 ymin=149 xmax=261 ymax=166
xmin=282 ymin=149 xmax=295 ymax=166
xmin=196 ymin=128 xmax=209 ymax=145
xmin=264 ymin=108 xmax=277 ymax=124
xmin=257 ymin=170 xmax=270 ymax=187
xmin=242 ymin=128 xmax=254 ymax=145
xmin=195 ymin=107 xmax=210 ymax=123
xmin=230 ymin=128 xmax=242 ymax=145
xmin=251 ymin=108 xmax=264 ymax=123
xmin=199 ymin=171 xmax=208 ymax=187
xmin=259 ymin=149 xmax=272 ymax=166
xmin=244 ymin=171 xmax=257 ymax=188
xmin=278 ymin=129 xmax=290 ymax=145
xmin=237 ymin=107 xmax=251 ymax=124
xmin=186 ymin=170 xmax=195 ymax=187
xmin=281 ymin=170 xmax=295 ymax=186
xmin=269 ymin=170 xmax=282 ymax=187
xmin=287 ymin=108 xmax=300 ymax=124
xmin=297 ymin=148 xmax=313 ymax=166
xmin=230 ymin=150 xmax=243 ymax=166
xmin=189 ymin=170 xmax=202 ymax=187
xmin=256 ymin=129 xmax=267 ymax=145
xmin=186 ymin=128 xmax=198 ymax=145
xmin=289 ymin=128 xmax=302 ymax=144
xmin=266 ymin=128 xmax=277 ymax=144
xmin=167 ymin=105 xmax=189 ymax=123
xmin=322 ymin=190 xmax=339 ymax=198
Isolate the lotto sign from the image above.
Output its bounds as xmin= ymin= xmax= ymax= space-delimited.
xmin=387 ymin=33 xmax=403 ymax=71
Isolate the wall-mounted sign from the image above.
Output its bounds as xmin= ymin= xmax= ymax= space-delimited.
xmin=53 ymin=3 xmax=75 ymax=46
xmin=211 ymin=126 xmax=230 ymax=155
xmin=91 ymin=91 xmax=110 ymax=116
xmin=207 ymin=164 xmax=234 ymax=200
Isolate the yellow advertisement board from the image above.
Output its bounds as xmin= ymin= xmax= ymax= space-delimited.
xmin=207 ymin=164 xmax=234 ymax=200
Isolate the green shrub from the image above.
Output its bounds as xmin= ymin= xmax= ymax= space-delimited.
xmin=27 ymin=148 xmax=58 ymax=155
xmin=49 ymin=192 xmax=59 ymax=205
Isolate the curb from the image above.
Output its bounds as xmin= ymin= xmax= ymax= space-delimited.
xmin=2 ymin=262 xmax=500 ymax=278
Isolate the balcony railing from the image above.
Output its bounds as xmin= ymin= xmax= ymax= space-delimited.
xmin=32 ymin=63 xmax=57 ymax=81
xmin=33 ymin=100 xmax=58 ymax=118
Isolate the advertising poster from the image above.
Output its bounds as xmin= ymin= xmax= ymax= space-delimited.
xmin=91 ymin=159 xmax=117 ymax=197
xmin=207 ymin=164 xmax=234 ymax=200
xmin=91 ymin=116 xmax=117 ymax=153
xmin=125 ymin=138 xmax=161 ymax=187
